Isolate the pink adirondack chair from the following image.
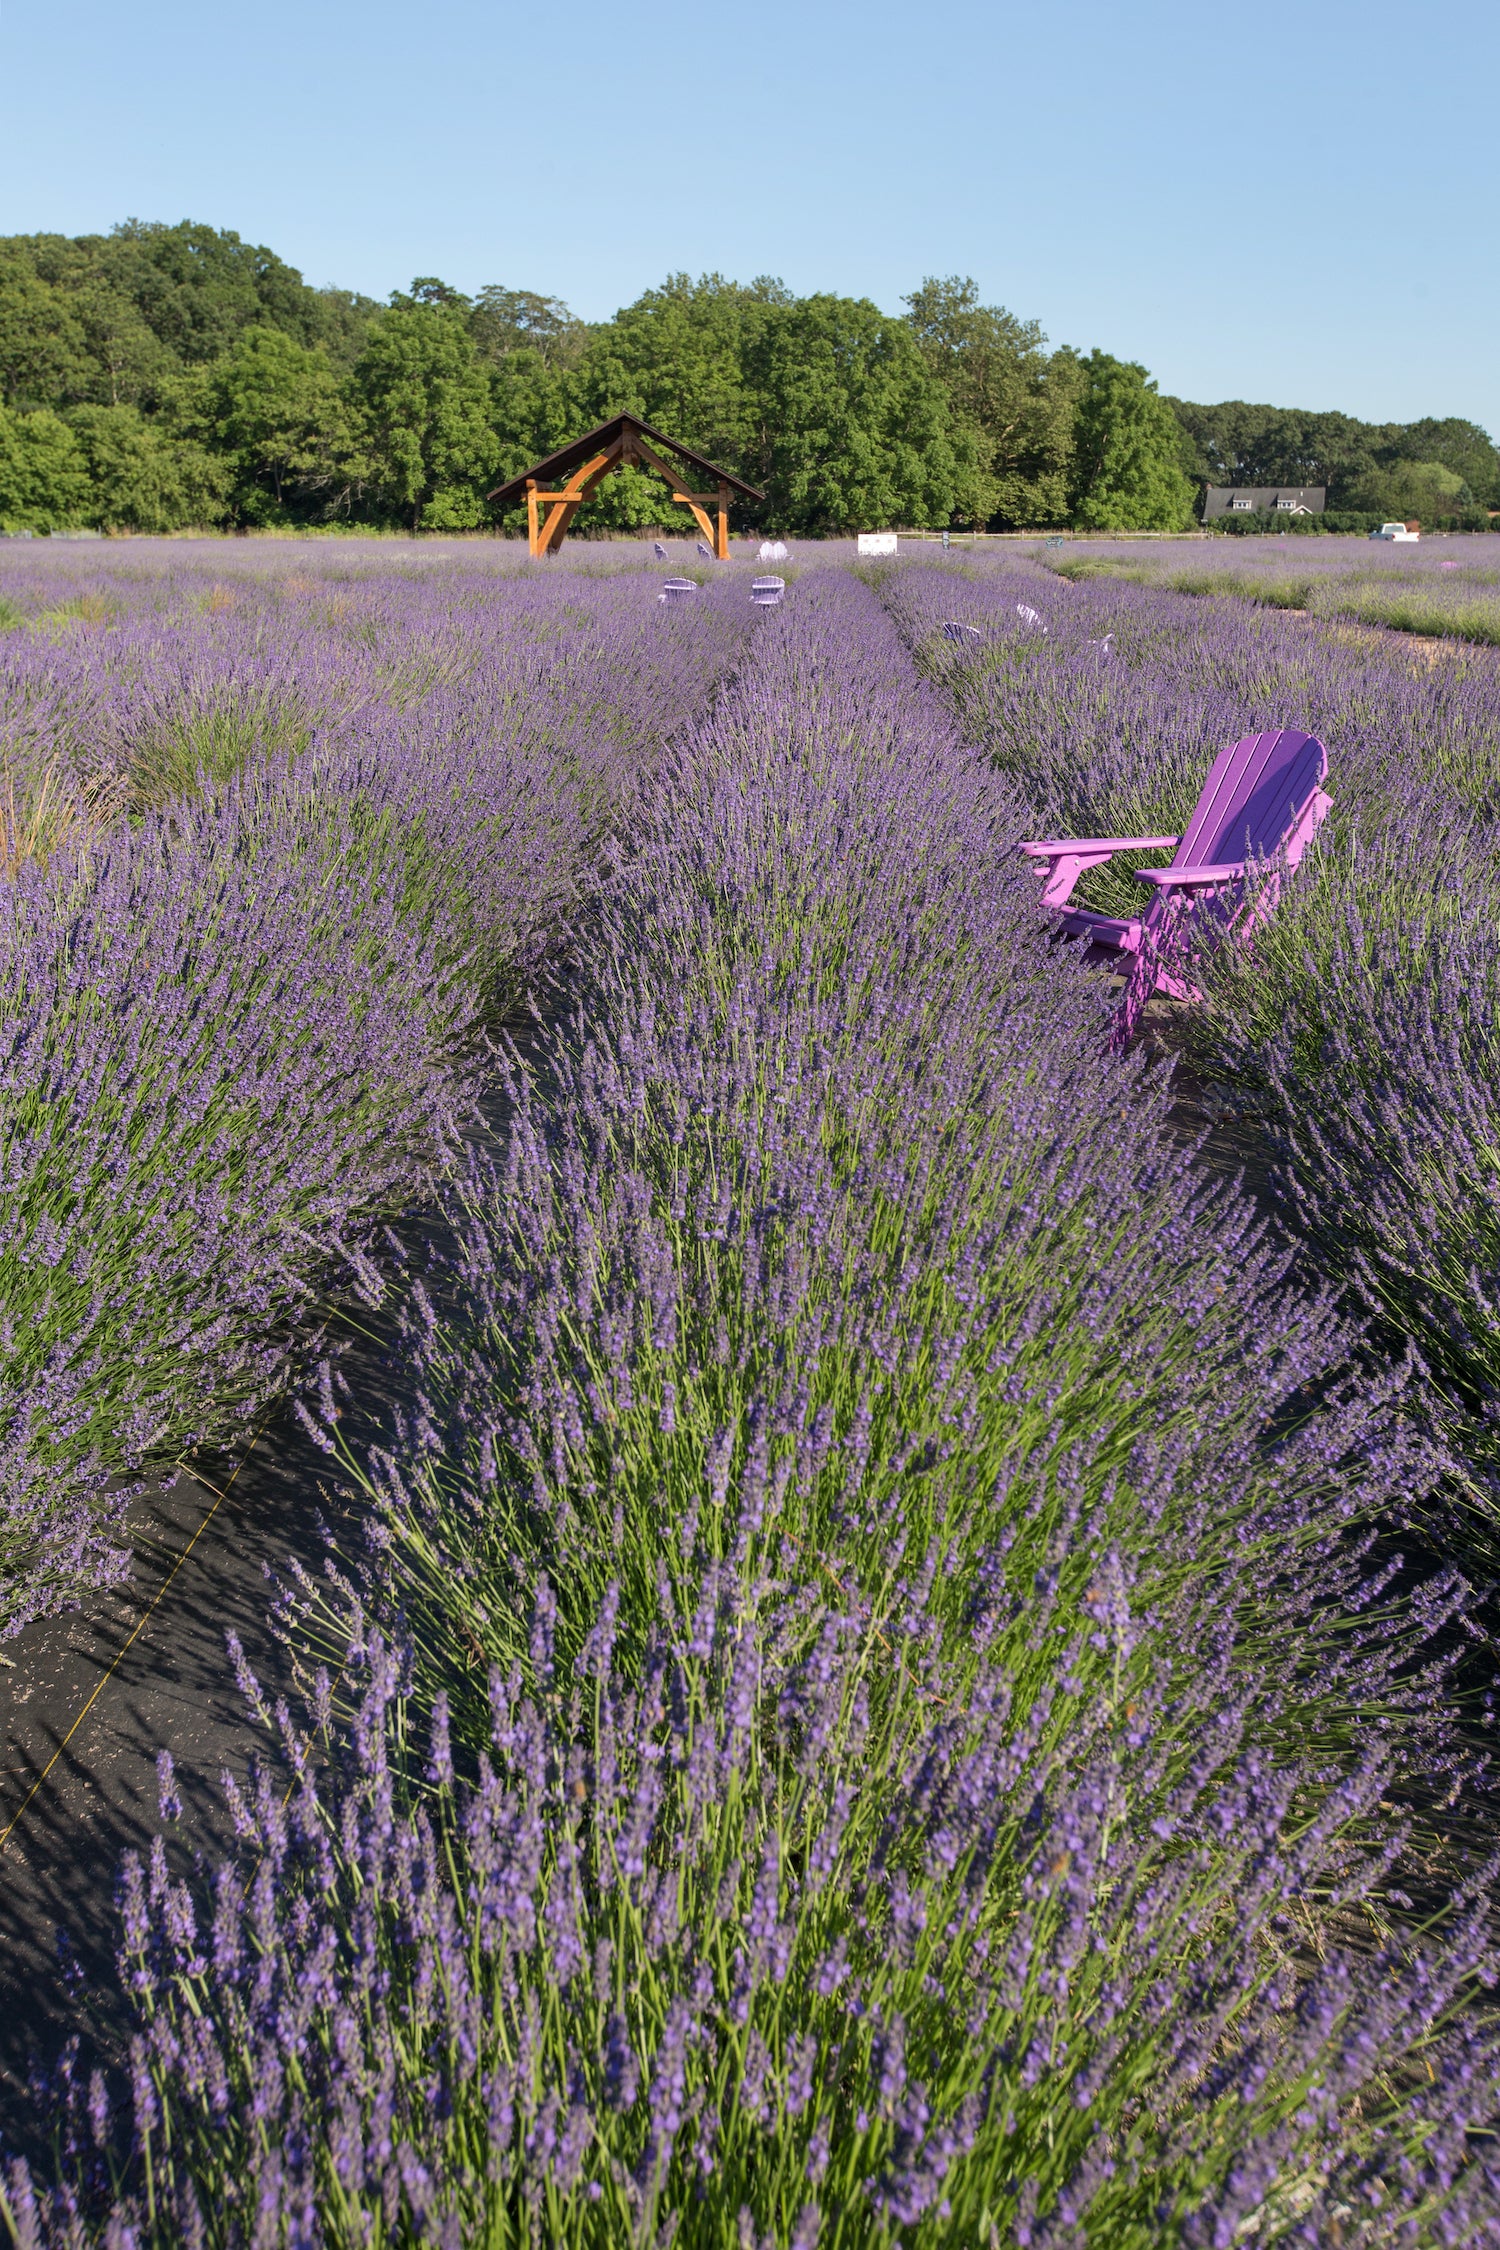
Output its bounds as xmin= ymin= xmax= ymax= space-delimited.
xmin=1020 ymin=727 xmax=1331 ymax=1037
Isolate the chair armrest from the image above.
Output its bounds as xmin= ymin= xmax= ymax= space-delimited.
xmin=1020 ymin=835 xmax=1179 ymax=857
xmin=1134 ymin=860 xmax=1245 ymax=887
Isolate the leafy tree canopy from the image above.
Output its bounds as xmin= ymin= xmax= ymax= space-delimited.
xmin=1167 ymin=397 xmax=1500 ymax=512
xmin=64 ymin=404 xmax=228 ymax=533
xmin=351 ymin=301 xmax=496 ymax=531
xmin=1345 ymin=457 xmax=1471 ymax=522
xmin=0 ymin=405 xmax=92 ymax=532
xmin=169 ymin=326 xmax=360 ymax=524
xmin=903 ymin=275 xmax=1081 ymax=530
xmin=1070 ymin=352 xmax=1196 ymax=533
xmin=1397 ymin=419 xmax=1500 ymax=508
xmin=741 ymin=293 xmax=960 ymax=534
xmin=0 ymin=217 xmax=1490 ymax=538
xmin=470 ymin=287 xmax=588 ymax=373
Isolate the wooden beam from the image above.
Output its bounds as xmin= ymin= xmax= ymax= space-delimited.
xmin=622 ymin=434 xmax=730 ymax=551
xmin=571 ymin=439 xmax=628 ymax=505
xmin=536 ymin=446 xmax=617 ymax=554
xmin=526 ymin=481 xmax=540 ymax=558
xmin=539 ymin=500 xmax=573 ymax=555
xmin=716 ymin=480 xmax=731 ymax=561
xmin=626 ymin=434 xmax=708 ymax=499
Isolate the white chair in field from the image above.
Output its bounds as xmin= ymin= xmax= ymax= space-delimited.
xmin=751 ymin=576 xmax=785 ymax=606
xmin=659 ymin=577 xmax=698 ymax=604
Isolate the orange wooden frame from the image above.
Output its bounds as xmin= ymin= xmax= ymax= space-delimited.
xmin=525 ymin=432 xmax=734 ymax=559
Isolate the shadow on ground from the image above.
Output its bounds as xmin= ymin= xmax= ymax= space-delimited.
xmin=0 ymin=1373 xmax=373 ymax=2157
xmin=0 ymin=1093 xmax=504 ymax=2164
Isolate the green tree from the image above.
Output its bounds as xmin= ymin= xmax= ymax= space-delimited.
xmin=566 ymin=274 xmax=786 ymax=531
xmin=903 ymin=276 xmax=1080 ymax=528
xmin=1394 ymin=418 xmax=1500 ymax=508
xmin=172 ymin=325 xmax=360 ymax=522
xmin=486 ymin=348 xmax=572 ymax=494
xmin=97 ymin=219 xmax=323 ymax=362
xmin=351 ymin=302 xmax=496 ymax=530
xmin=741 ymin=295 xmax=959 ymax=534
xmin=1165 ymin=399 xmax=1390 ymax=506
xmin=1345 ymin=457 xmax=1471 ymax=522
xmin=0 ymin=405 xmax=91 ymax=530
xmin=573 ymin=274 xmax=781 ymax=462
xmin=307 ymin=286 xmax=384 ymax=373
xmin=1071 ymin=352 xmax=1195 ymax=531
xmin=6 ymin=223 xmax=344 ymax=415
xmin=69 ymin=274 xmax=175 ymax=408
xmin=0 ymin=244 xmax=89 ymax=407
xmin=399 ymin=278 xmax=471 ymax=309
xmin=65 ymin=404 xmax=227 ymax=531
xmin=467 ymin=288 xmax=586 ymax=535
xmin=471 ymin=286 xmax=587 ymax=373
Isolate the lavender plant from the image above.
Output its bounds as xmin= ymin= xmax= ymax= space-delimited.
xmin=884 ymin=554 xmax=1500 ymax=1567
xmin=9 ymin=552 xmax=1500 ymax=2244
xmin=15 ymin=1552 xmax=1498 ymax=2248
xmin=1225 ymin=912 xmax=1500 ymax=1541
xmin=0 ymin=550 xmax=751 ymax=1636
xmin=1038 ymin=538 xmax=1500 ymax=650
xmin=32 ymin=572 xmax=1486 ymax=2247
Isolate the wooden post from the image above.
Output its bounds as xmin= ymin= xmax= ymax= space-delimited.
xmin=532 ymin=449 xmax=616 ymax=556
xmin=716 ymin=480 xmax=731 ymax=561
xmin=526 ymin=481 xmax=540 ymax=558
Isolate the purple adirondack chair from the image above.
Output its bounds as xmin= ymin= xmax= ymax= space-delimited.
xmin=1019 ymin=727 xmax=1331 ymax=1038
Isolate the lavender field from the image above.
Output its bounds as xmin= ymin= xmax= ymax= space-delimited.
xmin=1036 ymin=533 xmax=1500 ymax=646
xmin=5 ymin=540 xmax=1500 ymax=2245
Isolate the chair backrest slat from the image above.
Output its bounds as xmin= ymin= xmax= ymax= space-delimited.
xmin=1175 ymin=728 xmax=1327 ymax=868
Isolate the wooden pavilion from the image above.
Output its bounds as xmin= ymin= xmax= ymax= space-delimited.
xmin=488 ymin=413 xmax=765 ymax=559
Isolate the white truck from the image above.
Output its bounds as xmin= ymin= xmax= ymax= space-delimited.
xmin=1370 ymin=521 xmax=1420 ymax=541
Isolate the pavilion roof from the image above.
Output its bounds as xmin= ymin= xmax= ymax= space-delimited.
xmin=487 ymin=412 xmax=765 ymax=508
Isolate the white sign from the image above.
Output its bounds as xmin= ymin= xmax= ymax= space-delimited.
xmin=857 ymin=531 xmax=898 ymax=557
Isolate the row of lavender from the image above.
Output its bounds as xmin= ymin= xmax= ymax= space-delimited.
xmin=21 ymin=569 xmax=1500 ymax=2242
xmin=0 ymin=556 xmax=752 ymax=1636
xmin=1034 ymin=537 xmax=1500 ymax=648
xmin=884 ymin=557 xmax=1500 ymax=1553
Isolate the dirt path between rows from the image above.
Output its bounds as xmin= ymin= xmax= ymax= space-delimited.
xmin=0 ymin=1089 xmax=509 ymax=2161
xmin=0 ymin=1418 xmax=363 ymax=2153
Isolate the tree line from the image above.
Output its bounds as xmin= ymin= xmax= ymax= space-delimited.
xmin=0 ymin=221 xmax=1495 ymax=536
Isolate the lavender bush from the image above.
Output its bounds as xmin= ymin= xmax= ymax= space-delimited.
xmin=882 ymin=554 xmax=1500 ymax=1567
xmin=1222 ymin=913 xmax=1500 ymax=1541
xmin=1038 ymin=537 xmax=1500 ymax=649
xmin=17 ymin=1556 xmax=1496 ymax=2248
xmin=20 ymin=571 xmax=1500 ymax=2246
xmin=0 ymin=548 xmax=751 ymax=1636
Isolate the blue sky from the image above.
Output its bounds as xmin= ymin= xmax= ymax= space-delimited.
xmin=4 ymin=0 xmax=1495 ymax=431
